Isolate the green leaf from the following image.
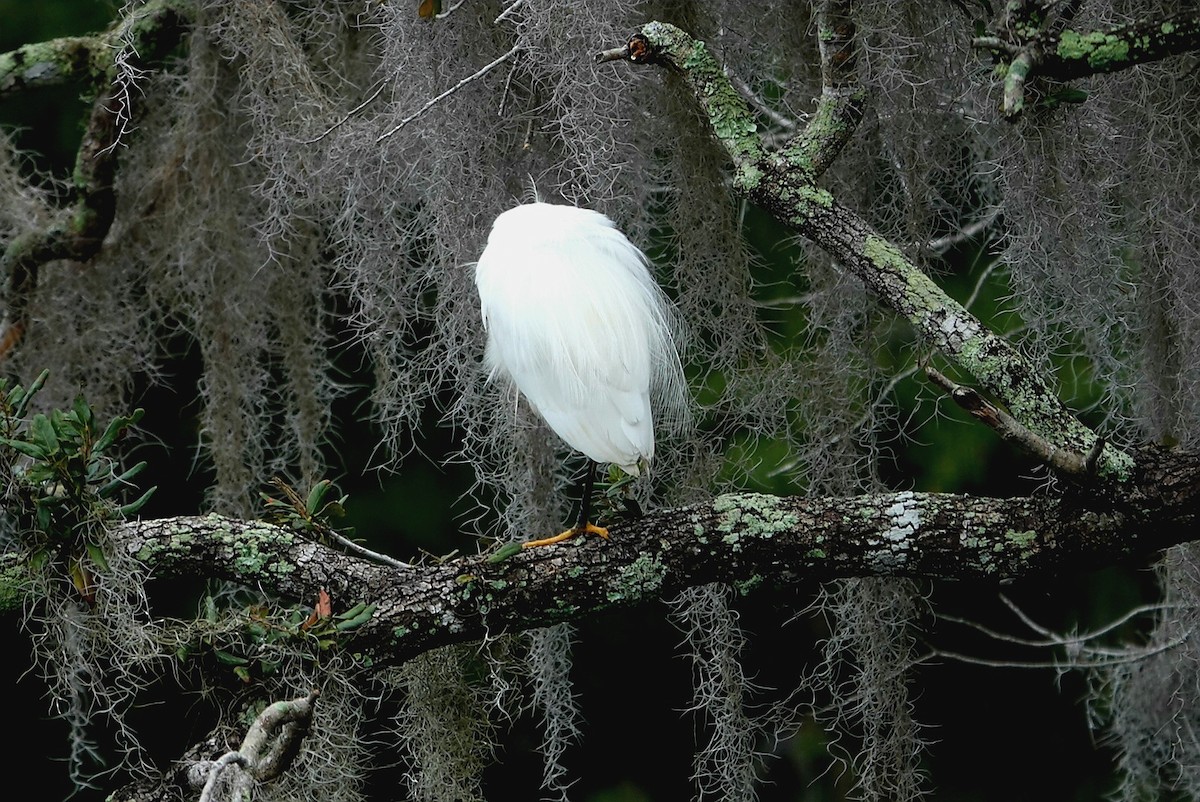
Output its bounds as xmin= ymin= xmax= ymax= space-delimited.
xmin=487 ymin=541 xmax=523 ymax=563
xmin=334 ymin=603 xmax=377 ymax=631
xmin=118 ymin=486 xmax=157 ymax=517
xmin=28 ymin=548 xmax=51 ymax=572
xmin=214 ymin=648 xmax=250 ymax=666
xmin=0 ymin=436 xmax=46 ymax=459
xmin=72 ymin=394 xmax=94 ymax=432
xmin=306 ymin=479 xmax=333 ymax=516
xmin=30 ymin=413 xmax=58 ymax=454
xmin=49 ymin=408 xmax=77 ymax=440
xmin=13 ymin=370 xmax=48 ymax=419
xmin=233 ymin=665 xmax=253 ymax=683
xmin=94 ymin=408 xmax=144 ymax=453
xmin=86 ymin=542 xmax=110 ymax=573
xmin=97 ymin=461 xmax=147 ymax=498
xmin=335 ymin=602 xmax=368 ymax=621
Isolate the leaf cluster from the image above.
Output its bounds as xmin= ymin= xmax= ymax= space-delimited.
xmin=181 ymin=592 xmax=377 ymax=685
xmin=260 ymin=477 xmax=348 ymax=538
xmin=0 ymin=371 xmax=155 ymax=589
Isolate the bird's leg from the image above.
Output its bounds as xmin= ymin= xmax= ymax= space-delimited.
xmin=523 ymin=459 xmax=609 ymax=548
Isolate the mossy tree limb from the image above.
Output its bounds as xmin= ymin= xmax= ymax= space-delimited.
xmin=3 ymin=446 xmax=1195 ymax=669
xmin=974 ymin=10 xmax=1200 ymax=117
xmin=606 ymin=18 xmax=1134 ymax=481
xmin=0 ymin=0 xmax=189 ymax=97
xmin=0 ymin=0 xmax=190 ymax=360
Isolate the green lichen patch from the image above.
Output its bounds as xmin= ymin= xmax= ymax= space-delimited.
xmin=1005 ymin=528 xmax=1039 ymax=560
xmin=607 ymin=552 xmax=667 ymax=603
xmin=712 ymin=493 xmax=799 ymax=548
xmin=1057 ymin=29 xmax=1131 ymax=69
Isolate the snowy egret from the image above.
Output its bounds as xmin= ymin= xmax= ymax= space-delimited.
xmin=475 ymin=201 xmax=685 ymax=548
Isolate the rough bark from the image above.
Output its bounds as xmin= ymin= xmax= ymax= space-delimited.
xmin=4 ymin=446 xmax=1194 ymax=672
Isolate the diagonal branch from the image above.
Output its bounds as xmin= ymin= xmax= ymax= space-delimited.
xmin=598 ymin=14 xmax=1135 ymax=482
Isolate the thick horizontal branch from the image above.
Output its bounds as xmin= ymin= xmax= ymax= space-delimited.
xmin=1 ymin=447 xmax=1190 ymax=668
xmin=1044 ymin=14 xmax=1200 ymax=78
xmin=0 ymin=36 xmax=105 ymax=97
xmin=602 ymin=20 xmax=1134 ymax=482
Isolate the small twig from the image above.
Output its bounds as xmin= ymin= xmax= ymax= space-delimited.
xmin=596 ymin=44 xmax=631 ymax=63
xmin=972 ymin=35 xmax=1019 ymax=55
xmin=329 ymin=530 xmax=411 ymax=569
xmin=497 ymin=55 xmax=519 ymax=117
xmin=301 ymin=79 xmax=387 ymax=145
xmin=1002 ymin=48 xmax=1039 ymax=117
xmin=961 ymin=258 xmax=1002 ymax=312
xmin=729 ymin=73 xmax=798 ymax=134
xmin=494 ymin=0 xmax=527 ymax=25
xmin=919 ymin=635 xmax=1187 ymax=669
xmin=926 ymin=206 xmax=1002 ymax=255
xmin=435 ymin=0 xmax=468 ymax=19
xmin=377 ymin=44 xmax=520 ymax=143
xmin=924 ymin=364 xmax=1095 ymax=476
xmin=938 ymin=599 xmax=1173 ymax=652
xmin=197 ymin=752 xmax=248 ymax=802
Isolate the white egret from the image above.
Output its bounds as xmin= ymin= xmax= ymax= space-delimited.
xmin=475 ymin=201 xmax=685 ymax=548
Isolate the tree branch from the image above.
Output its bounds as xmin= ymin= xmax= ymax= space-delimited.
xmin=189 ymin=690 xmax=319 ymax=800
xmin=3 ymin=449 xmax=1194 ymax=668
xmin=599 ymin=16 xmax=1135 ymax=482
xmin=974 ymin=10 xmax=1200 ymax=117
xmin=0 ymin=0 xmax=189 ymax=360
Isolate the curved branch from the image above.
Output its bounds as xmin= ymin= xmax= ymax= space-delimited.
xmin=189 ymin=689 xmax=319 ymax=800
xmin=0 ymin=0 xmax=190 ymax=360
xmin=780 ymin=0 xmax=865 ymax=178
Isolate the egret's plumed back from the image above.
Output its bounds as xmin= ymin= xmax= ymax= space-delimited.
xmin=475 ymin=202 xmax=685 ymax=474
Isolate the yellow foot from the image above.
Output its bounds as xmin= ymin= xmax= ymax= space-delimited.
xmin=522 ymin=522 xmax=609 ymax=549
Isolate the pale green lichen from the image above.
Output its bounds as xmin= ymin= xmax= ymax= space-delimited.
xmin=1004 ymin=529 xmax=1037 ymax=547
xmin=608 ymin=552 xmax=666 ymax=603
xmin=733 ymin=575 xmax=764 ymax=596
xmin=1005 ymin=529 xmax=1039 ymax=560
xmin=1057 ymin=29 xmax=1131 ymax=68
xmin=863 ymin=235 xmax=909 ymax=276
xmin=642 ymin=22 xmax=762 ymax=175
xmin=712 ymin=493 xmax=800 ymax=548
xmin=133 ymin=517 xmax=302 ymax=579
xmin=790 ymin=182 xmax=834 ymax=211
xmin=216 ymin=523 xmax=297 ymax=577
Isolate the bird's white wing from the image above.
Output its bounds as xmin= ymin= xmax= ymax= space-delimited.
xmin=475 ymin=203 xmax=669 ymax=473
